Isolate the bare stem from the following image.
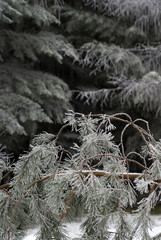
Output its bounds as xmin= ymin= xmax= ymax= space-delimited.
xmin=59 ymin=186 xmax=77 ymax=223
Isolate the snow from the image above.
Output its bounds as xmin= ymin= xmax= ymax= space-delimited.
xmin=149 ymin=215 xmax=161 ymax=238
xmin=64 ymin=220 xmax=84 ymax=238
xmin=23 ymin=216 xmax=161 ymax=240
xmin=23 ymin=221 xmax=83 ymax=240
xmin=23 ymin=227 xmax=40 ymax=240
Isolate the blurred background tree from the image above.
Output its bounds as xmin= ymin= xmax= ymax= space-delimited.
xmin=1 ymin=0 xmax=161 ymax=171
xmin=0 ymin=0 xmax=77 ymax=154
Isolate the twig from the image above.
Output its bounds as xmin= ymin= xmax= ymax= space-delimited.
xmin=0 ymin=170 xmax=13 ymax=182
xmin=81 ymin=153 xmax=148 ymax=170
xmin=120 ymin=123 xmax=131 ymax=157
xmin=59 ymin=186 xmax=77 ymax=223
xmin=53 ymin=123 xmax=69 ymax=143
xmin=0 ymin=183 xmax=10 ymax=190
xmin=126 ymin=151 xmax=147 ymax=167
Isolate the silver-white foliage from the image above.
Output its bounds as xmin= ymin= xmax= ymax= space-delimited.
xmin=144 ymin=140 xmax=161 ymax=179
xmin=131 ymin=44 xmax=161 ymax=73
xmin=83 ymin=0 xmax=161 ymax=35
xmin=0 ymin=64 xmax=72 ymax=135
xmin=11 ymin=132 xmax=58 ymax=195
xmin=131 ymin=194 xmax=158 ymax=240
xmin=2 ymin=30 xmax=78 ymax=63
xmin=65 ymin=111 xmax=124 ymax=172
xmin=0 ymin=0 xmax=62 ymax=25
xmin=79 ymin=41 xmax=145 ymax=77
xmin=1 ymin=112 xmax=161 ymax=239
xmin=0 ymin=0 xmax=22 ymax=23
xmin=0 ymin=191 xmax=25 ymax=240
xmin=76 ymin=88 xmax=116 ymax=108
xmin=116 ymin=72 xmax=161 ymax=116
xmin=78 ymin=71 xmax=161 ymax=116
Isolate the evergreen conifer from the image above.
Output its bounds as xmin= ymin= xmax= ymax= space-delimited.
xmin=0 ymin=111 xmax=161 ymax=239
xmin=0 ymin=0 xmax=77 ymax=151
xmin=1 ymin=0 xmax=161 ymax=153
xmin=1 ymin=1 xmax=161 ymax=239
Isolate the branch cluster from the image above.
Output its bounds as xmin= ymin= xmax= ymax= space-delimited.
xmin=0 ymin=111 xmax=161 ymax=239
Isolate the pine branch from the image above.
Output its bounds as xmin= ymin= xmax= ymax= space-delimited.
xmin=2 ymin=111 xmax=161 ymax=239
xmin=83 ymin=0 xmax=161 ymax=36
xmin=8 ymin=175 xmax=51 ymax=240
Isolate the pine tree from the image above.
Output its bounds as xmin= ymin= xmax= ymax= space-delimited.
xmin=0 ymin=111 xmax=161 ymax=239
xmin=62 ymin=0 xmax=161 ymax=119
xmin=0 ymin=0 xmax=78 ymax=152
xmin=1 ymin=0 xmax=161 ymax=154
xmin=59 ymin=0 xmax=161 ymax=167
xmin=1 ymin=1 xmax=161 ymax=238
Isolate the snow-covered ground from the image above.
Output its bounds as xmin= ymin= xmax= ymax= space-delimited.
xmin=148 ymin=215 xmax=161 ymax=238
xmin=23 ymin=228 xmax=40 ymax=240
xmin=23 ymin=215 xmax=161 ymax=240
xmin=23 ymin=220 xmax=84 ymax=240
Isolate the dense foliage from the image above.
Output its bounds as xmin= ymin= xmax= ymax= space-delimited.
xmin=1 ymin=0 xmax=161 ymax=154
xmin=1 ymin=1 xmax=161 ymax=238
xmin=0 ymin=0 xmax=77 ymax=152
xmin=1 ymin=111 xmax=161 ymax=240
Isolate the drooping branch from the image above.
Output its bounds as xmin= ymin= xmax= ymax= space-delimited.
xmin=4 ymin=111 xmax=161 ymax=240
xmin=6 ymin=167 xmax=161 ymax=240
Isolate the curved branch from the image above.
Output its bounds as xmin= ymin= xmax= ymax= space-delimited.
xmin=81 ymin=153 xmax=148 ymax=170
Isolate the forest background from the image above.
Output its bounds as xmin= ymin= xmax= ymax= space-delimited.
xmin=1 ymin=0 xmax=161 ymax=171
